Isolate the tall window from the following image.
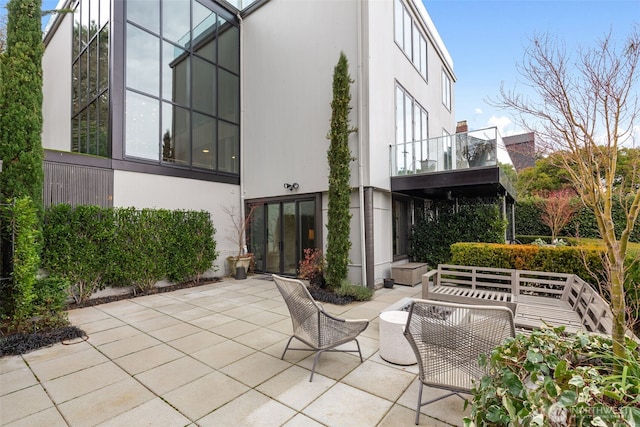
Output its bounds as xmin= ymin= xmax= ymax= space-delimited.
xmin=442 ymin=69 xmax=451 ymax=110
xmin=394 ymin=0 xmax=427 ymax=81
xmin=72 ymin=0 xmax=110 ymax=157
xmin=124 ymin=0 xmax=240 ymax=174
xmin=395 ymin=83 xmax=428 ymax=174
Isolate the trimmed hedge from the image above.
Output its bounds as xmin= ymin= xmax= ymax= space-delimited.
xmin=450 ymin=242 xmax=606 ymax=283
xmin=43 ymin=204 xmax=113 ymax=303
xmin=42 ymin=205 xmax=218 ymax=302
xmin=450 ymin=242 xmax=640 ymax=323
xmin=410 ymin=201 xmax=507 ymax=267
xmin=515 ymin=197 xmax=640 ymax=242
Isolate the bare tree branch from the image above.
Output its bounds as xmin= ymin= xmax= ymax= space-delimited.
xmin=493 ymin=28 xmax=640 ymax=357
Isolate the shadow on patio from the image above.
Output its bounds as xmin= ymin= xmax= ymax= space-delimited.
xmin=1 ymin=276 xmax=468 ymax=426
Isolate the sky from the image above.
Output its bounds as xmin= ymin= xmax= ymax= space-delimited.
xmin=2 ymin=0 xmax=639 ymax=139
xmin=424 ymin=0 xmax=640 ymax=137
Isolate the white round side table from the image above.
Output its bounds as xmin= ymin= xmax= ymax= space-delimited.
xmin=379 ymin=310 xmax=417 ymax=365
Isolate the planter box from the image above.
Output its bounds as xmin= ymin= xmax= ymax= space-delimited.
xmin=391 ymin=263 xmax=429 ymax=287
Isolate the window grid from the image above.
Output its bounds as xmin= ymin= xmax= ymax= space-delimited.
xmin=395 ymin=83 xmax=429 ymax=174
xmin=71 ymin=0 xmax=110 ymax=158
xmin=124 ymin=0 xmax=240 ymax=175
xmin=394 ymin=0 xmax=427 ymax=81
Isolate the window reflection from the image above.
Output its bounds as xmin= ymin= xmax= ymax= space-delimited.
xmin=126 ymin=91 xmax=159 ymax=160
xmin=163 ymin=0 xmax=190 ymax=47
xmin=127 ymin=0 xmax=159 ymax=34
xmin=193 ymin=57 xmax=215 ymax=115
xmin=71 ymin=0 xmax=109 ymax=158
xmin=218 ymin=121 xmax=239 ymax=174
xmin=192 ymin=112 xmax=215 ymax=170
xmin=172 ymin=105 xmax=190 ymax=166
xmin=163 ymin=41 xmax=189 ymax=106
xmin=219 ymin=69 xmax=239 ymax=122
xmin=218 ymin=23 xmax=239 ymax=73
xmin=99 ymin=0 xmax=109 ymax=27
xmin=124 ymin=0 xmax=240 ymax=175
xmin=126 ymin=24 xmax=160 ymax=96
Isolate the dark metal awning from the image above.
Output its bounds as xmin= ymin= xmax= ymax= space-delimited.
xmin=391 ymin=166 xmax=516 ymax=202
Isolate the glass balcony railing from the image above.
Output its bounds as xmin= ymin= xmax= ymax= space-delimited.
xmin=390 ymin=127 xmax=512 ymax=176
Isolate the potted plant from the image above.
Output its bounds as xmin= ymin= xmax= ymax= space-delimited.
xmin=223 ymin=204 xmax=259 ymax=279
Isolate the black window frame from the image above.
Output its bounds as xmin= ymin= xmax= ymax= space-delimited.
xmin=109 ymin=0 xmax=241 ymax=185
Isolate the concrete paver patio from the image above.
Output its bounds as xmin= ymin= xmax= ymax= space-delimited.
xmin=1 ymin=276 xmax=469 ymax=426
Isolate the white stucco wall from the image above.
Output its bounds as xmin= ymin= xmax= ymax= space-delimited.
xmin=39 ymin=0 xmax=457 ymax=285
xmin=366 ymin=0 xmax=455 ymax=190
xmin=372 ymin=189 xmax=393 ymax=283
xmin=241 ymin=0 xmax=359 ymax=200
xmin=241 ymin=0 xmax=456 ymax=284
xmin=42 ymin=13 xmax=72 ymax=152
xmin=113 ymin=170 xmax=242 ymax=276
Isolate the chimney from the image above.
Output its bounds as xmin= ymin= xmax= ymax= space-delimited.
xmin=456 ymin=120 xmax=468 ymax=133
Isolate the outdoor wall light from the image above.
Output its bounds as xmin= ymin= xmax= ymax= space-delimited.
xmin=284 ymin=182 xmax=299 ymax=191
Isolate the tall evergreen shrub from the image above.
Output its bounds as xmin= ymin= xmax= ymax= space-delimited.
xmin=410 ymin=200 xmax=506 ymax=266
xmin=5 ymin=197 xmax=40 ymax=320
xmin=0 ymin=0 xmax=44 ymax=206
xmin=325 ymin=52 xmax=356 ymax=288
xmin=0 ymin=0 xmax=44 ymax=320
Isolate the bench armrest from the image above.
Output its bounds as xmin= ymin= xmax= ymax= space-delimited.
xmin=423 ymin=269 xmax=439 ymax=281
xmin=422 ymin=269 xmax=439 ymax=299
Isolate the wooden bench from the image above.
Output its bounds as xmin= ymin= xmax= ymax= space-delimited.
xmin=422 ymin=264 xmax=615 ymax=335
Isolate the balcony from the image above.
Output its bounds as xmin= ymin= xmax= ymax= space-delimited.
xmin=390 ymin=127 xmax=516 ymax=201
xmin=391 ymin=127 xmax=510 ymax=176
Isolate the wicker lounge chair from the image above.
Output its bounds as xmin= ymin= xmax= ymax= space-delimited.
xmin=403 ymin=299 xmax=515 ymax=424
xmin=272 ymin=274 xmax=369 ymax=382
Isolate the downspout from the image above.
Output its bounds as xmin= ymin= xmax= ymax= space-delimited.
xmin=356 ymin=0 xmax=367 ymax=288
xmin=237 ymin=11 xmax=246 ymax=252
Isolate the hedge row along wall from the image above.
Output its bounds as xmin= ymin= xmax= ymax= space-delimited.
xmin=410 ymin=200 xmax=507 ymax=267
xmin=515 ymin=197 xmax=640 ymax=242
xmin=42 ymin=205 xmax=218 ymax=303
xmin=449 ymin=242 xmax=640 ymax=318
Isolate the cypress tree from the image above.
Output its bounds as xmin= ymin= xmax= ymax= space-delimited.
xmin=0 ymin=0 xmax=44 ymax=314
xmin=325 ymin=52 xmax=356 ymax=288
xmin=0 ymin=0 xmax=44 ymax=206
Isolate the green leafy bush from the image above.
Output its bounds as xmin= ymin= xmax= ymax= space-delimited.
xmin=42 ymin=205 xmax=218 ymax=300
xmin=43 ymin=204 xmax=114 ymax=303
xmin=410 ymin=200 xmax=507 ymax=266
xmin=465 ymin=328 xmax=640 ymax=426
xmin=29 ymin=276 xmax=70 ymax=330
xmin=109 ymin=208 xmax=172 ymax=293
xmin=165 ymin=210 xmax=217 ymax=283
xmin=3 ymin=197 xmax=41 ymax=320
xmin=33 ymin=276 xmax=69 ymax=315
xmin=450 ymin=242 xmax=606 ymax=283
xmin=335 ymin=279 xmax=373 ymax=301
xmin=516 ymin=197 xmax=640 ymax=242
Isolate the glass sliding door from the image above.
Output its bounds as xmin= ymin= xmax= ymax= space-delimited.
xmin=249 ymin=198 xmax=317 ymax=276
xmin=282 ymin=202 xmax=297 ymax=275
xmin=266 ymin=203 xmax=281 ymax=273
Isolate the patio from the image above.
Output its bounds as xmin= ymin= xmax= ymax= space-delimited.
xmin=1 ymin=276 xmax=468 ymax=426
